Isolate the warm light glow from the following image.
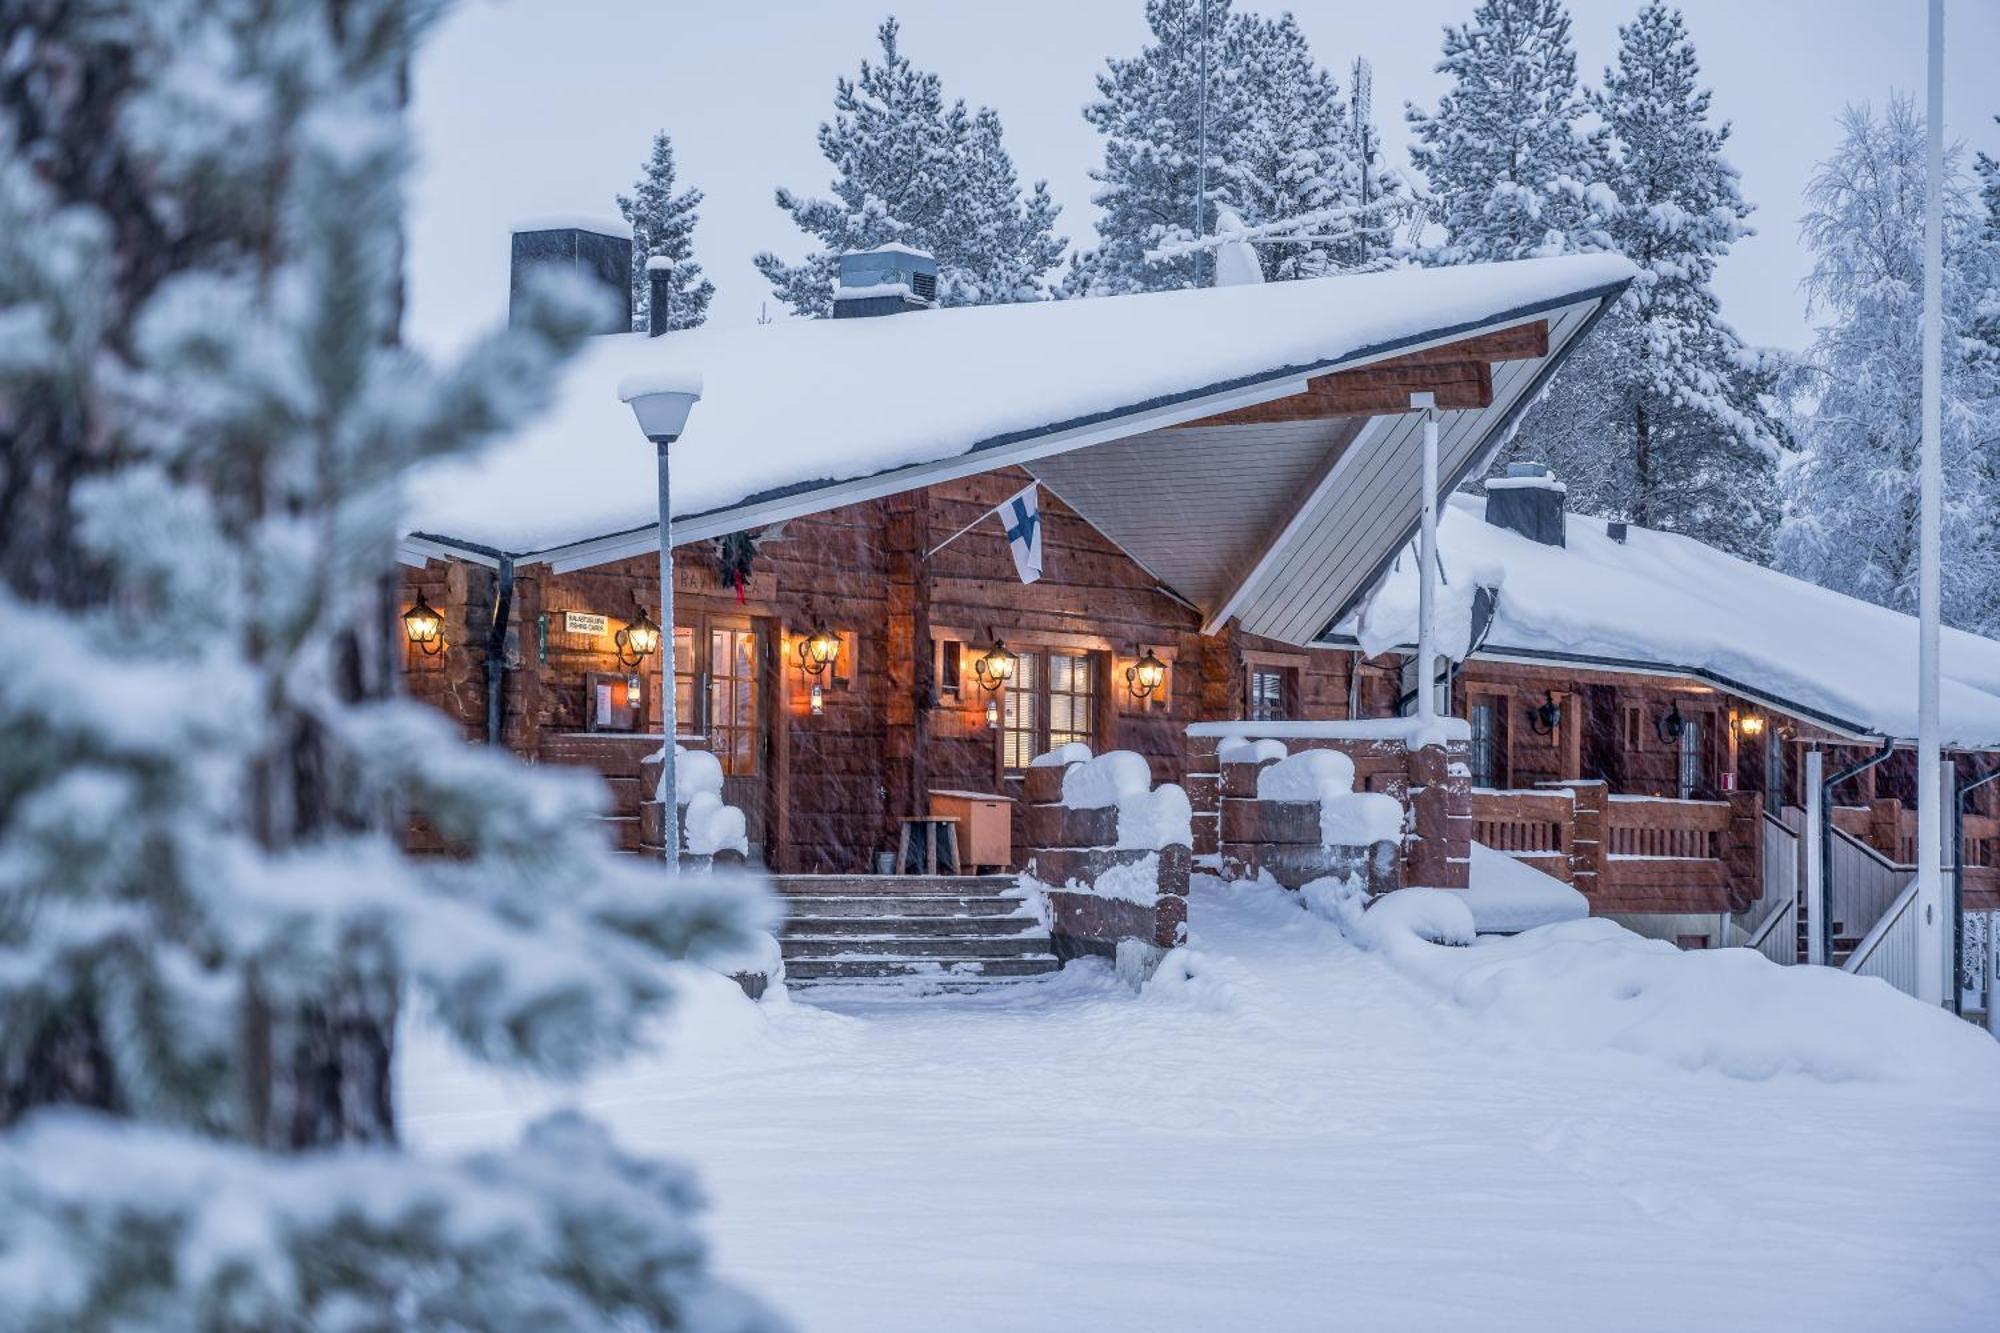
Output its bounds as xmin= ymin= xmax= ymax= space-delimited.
xmin=797 ymin=623 xmax=841 ymax=676
xmin=1126 ymin=648 xmax=1168 ymax=699
xmin=615 ymin=608 xmax=662 ymax=668
xmin=403 ymin=592 xmax=444 ymax=656
xmin=985 ymin=699 xmax=999 ymax=729
xmin=1739 ymin=713 xmax=1766 ymax=738
xmin=974 ymin=638 xmax=1018 ymax=690
xmin=810 ymin=682 xmax=825 ymax=716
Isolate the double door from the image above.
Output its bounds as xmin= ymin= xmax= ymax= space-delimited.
xmin=674 ymin=615 xmax=775 ymax=863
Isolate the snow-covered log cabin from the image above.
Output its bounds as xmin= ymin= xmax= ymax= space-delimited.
xmin=395 ymin=223 xmax=2000 ymax=985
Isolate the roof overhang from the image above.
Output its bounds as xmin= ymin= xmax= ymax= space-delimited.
xmin=401 ymin=272 xmax=1630 ymax=622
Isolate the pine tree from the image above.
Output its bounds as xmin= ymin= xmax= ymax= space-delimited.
xmin=1779 ymin=97 xmax=2000 ymax=635
xmin=1073 ymin=1 xmax=1399 ymax=294
xmin=1405 ymin=0 xmax=1611 ymax=262
xmin=755 ymin=17 xmax=1064 ymax=316
xmin=1492 ymin=3 xmax=1783 ymax=557
xmin=619 ymin=129 xmax=715 ymax=331
xmin=0 ymin=2 xmax=777 ymax=1325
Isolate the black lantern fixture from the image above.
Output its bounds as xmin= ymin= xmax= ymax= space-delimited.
xmin=1126 ymin=647 xmax=1169 ymax=700
xmin=1736 ymin=710 xmax=1766 ymax=740
xmin=1528 ymin=690 xmax=1563 ymax=736
xmin=403 ymin=591 xmax=445 ymax=656
xmin=1657 ymin=702 xmax=1687 ymax=743
xmin=796 ymin=623 xmax=840 ymax=677
xmin=973 ymin=637 xmax=1018 ymax=691
xmin=615 ymin=603 xmax=662 ymax=669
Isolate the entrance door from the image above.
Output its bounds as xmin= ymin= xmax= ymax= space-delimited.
xmin=706 ymin=620 xmax=774 ymax=864
xmin=1583 ymin=684 xmax=1623 ymax=788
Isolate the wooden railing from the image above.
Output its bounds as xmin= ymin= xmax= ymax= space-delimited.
xmin=1470 ymin=789 xmax=1573 ymax=882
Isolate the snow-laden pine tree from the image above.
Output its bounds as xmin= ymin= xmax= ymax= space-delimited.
xmin=1491 ymin=3 xmax=1784 ymax=557
xmin=1779 ymin=97 xmax=2000 ymax=635
xmin=755 ymin=17 xmax=1064 ymax=315
xmin=620 ymin=129 xmax=715 ymax=332
xmin=1405 ymin=0 xmax=1611 ymax=262
xmin=0 ymin=2 xmax=778 ymax=1325
xmin=1072 ymin=1 xmax=1399 ymax=294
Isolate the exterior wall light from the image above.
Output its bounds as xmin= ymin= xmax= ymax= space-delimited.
xmin=1738 ymin=712 xmax=1766 ymax=739
xmin=403 ymin=591 xmax=445 ymax=656
xmin=986 ymin=699 xmax=1000 ymax=730
xmin=797 ymin=623 xmax=840 ymax=677
xmin=1126 ymin=647 xmax=1168 ymax=700
xmin=1528 ymin=690 xmax=1562 ymax=736
xmin=1657 ymin=702 xmax=1687 ymax=743
xmin=615 ymin=606 xmax=661 ymax=669
xmin=973 ymin=638 xmax=1018 ymax=691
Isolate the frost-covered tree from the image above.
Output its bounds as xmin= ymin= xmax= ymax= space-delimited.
xmin=0 ymin=2 xmax=777 ymax=1325
xmin=755 ymin=17 xmax=1064 ymax=315
xmin=1492 ymin=3 xmax=1783 ymax=557
xmin=1072 ymin=1 xmax=1399 ymax=293
xmin=1406 ymin=0 xmax=1611 ymax=262
xmin=1779 ymin=97 xmax=2000 ymax=634
xmin=619 ymin=129 xmax=715 ymax=332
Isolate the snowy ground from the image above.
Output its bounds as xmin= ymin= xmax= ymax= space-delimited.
xmin=403 ymin=879 xmax=2000 ymax=1332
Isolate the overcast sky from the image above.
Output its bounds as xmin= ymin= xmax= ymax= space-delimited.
xmin=407 ymin=0 xmax=2000 ymax=356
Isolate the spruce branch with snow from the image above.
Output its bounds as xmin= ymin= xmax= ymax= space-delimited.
xmin=0 ymin=2 xmax=777 ymax=1326
xmin=754 ymin=17 xmax=1065 ymax=316
xmin=619 ymin=129 xmax=715 ymax=332
xmin=1491 ymin=2 xmax=1785 ymax=557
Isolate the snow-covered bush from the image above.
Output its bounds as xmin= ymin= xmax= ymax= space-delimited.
xmin=0 ymin=2 xmax=775 ymax=1325
xmin=684 ymin=791 xmax=750 ymax=858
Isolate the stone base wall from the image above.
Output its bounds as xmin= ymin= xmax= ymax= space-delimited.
xmin=1022 ymin=762 xmax=1190 ymax=967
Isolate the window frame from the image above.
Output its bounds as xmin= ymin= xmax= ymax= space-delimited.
xmin=1000 ymin=646 xmax=1104 ymax=773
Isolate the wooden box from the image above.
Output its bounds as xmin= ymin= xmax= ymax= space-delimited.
xmin=930 ymin=789 xmax=1015 ymax=871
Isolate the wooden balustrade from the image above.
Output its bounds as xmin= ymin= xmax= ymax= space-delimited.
xmin=1470 ymin=789 xmax=1574 ymax=883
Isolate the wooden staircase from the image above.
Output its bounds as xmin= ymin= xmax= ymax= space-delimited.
xmin=772 ymin=875 xmax=1061 ymax=987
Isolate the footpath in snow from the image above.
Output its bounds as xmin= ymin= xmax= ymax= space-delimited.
xmin=402 ymin=878 xmax=2000 ymax=1332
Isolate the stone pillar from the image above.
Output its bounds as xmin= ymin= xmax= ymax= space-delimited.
xmin=1184 ymin=731 xmax=1221 ymax=862
xmin=1024 ymin=760 xmax=1190 ymax=972
xmin=1404 ymin=739 xmax=1471 ymax=890
xmin=1564 ymin=779 xmax=1608 ymax=901
xmin=1724 ymin=790 xmax=1764 ymax=912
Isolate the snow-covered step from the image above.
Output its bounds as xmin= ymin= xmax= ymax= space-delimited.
xmin=782 ymin=935 xmax=1053 ymax=961
xmin=772 ymin=874 xmax=1019 ymax=897
xmin=784 ymin=955 xmax=1062 ymax=983
xmin=780 ymin=893 xmax=1028 ymax=919
xmin=783 ymin=915 xmax=1041 ymax=938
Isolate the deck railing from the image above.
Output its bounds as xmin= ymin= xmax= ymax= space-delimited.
xmin=1469 ymin=789 xmax=1574 ymax=883
xmin=1843 ymin=880 xmax=1920 ymax=991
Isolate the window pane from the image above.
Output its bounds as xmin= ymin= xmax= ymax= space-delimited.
xmin=1001 ymin=652 xmax=1040 ymax=770
xmin=1470 ymin=703 xmax=1497 ymax=787
xmin=671 ymin=627 xmax=697 ymax=734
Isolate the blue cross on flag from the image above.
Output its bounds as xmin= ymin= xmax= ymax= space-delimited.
xmin=996 ymin=482 xmax=1043 ymax=584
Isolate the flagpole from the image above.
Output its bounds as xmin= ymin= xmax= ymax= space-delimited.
xmin=923 ymin=509 xmax=996 ymax=561
xmin=1915 ymin=0 xmax=1946 ymax=1005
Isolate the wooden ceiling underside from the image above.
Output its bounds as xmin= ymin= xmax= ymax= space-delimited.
xmin=1175 ymin=318 xmax=1550 ymax=427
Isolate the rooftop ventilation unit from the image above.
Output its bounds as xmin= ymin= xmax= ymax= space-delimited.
xmin=832 ymin=245 xmax=939 ymax=319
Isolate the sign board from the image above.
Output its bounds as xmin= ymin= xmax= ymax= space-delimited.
xmin=564 ymin=611 xmax=608 ymax=637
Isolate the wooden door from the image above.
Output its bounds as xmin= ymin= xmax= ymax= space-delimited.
xmin=1583 ymin=685 xmax=1623 ymax=788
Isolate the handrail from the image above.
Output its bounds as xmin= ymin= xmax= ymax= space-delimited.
xmin=1745 ymin=898 xmax=1792 ymax=951
xmin=1831 ymin=823 xmax=1914 ymax=873
xmin=1843 ymin=880 xmax=1919 ymax=975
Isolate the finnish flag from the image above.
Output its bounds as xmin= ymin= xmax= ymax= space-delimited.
xmin=997 ymin=482 xmax=1043 ymax=584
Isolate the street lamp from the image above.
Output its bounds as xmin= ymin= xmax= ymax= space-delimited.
xmin=620 ymin=371 xmax=704 ymax=866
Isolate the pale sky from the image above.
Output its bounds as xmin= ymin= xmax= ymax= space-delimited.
xmin=407 ymin=0 xmax=2000 ymax=356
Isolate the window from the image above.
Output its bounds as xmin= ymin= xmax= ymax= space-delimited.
xmin=1248 ymin=666 xmax=1291 ymax=722
xmin=1678 ymin=717 xmax=1705 ymax=800
xmin=1002 ymin=648 xmax=1099 ymax=770
xmin=708 ymin=625 xmax=761 ymax=776
xmin=671 ymin=626 xmax=697 ymax=734
xmin=936 ymin=639 xmax=962 ymax=695
xmin=1623 ymin=703 xmax=1646 ymax=752
xmin=1469 ymin=698 xmax=1501 ymax=788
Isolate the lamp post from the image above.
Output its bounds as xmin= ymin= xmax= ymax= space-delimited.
xmin=620 ymin=372 xmax=704 ymax=866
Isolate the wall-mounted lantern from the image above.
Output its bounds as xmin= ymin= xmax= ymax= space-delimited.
xmin=615 ymin=604 xmax=661 ymax=669
xmin=1737 ymin=711 xmax=1766 ymax=739
xmin=973 ymin=638 xmax=1018 ymax=692
xmin=986 ymin=699 xmax=1000 ymax=730
xmin=796 ymin=623 xmax=840 ymax=677
xmin=403 ymin=591 xmax=445 ymax=656
xmin=1125 ymin=647 xmax=1169 ymax=700
xmin=1528 ymin=690 xmax=1562 ymax=736
xmin=1656 ymin=702 xmax=1687 ymax=743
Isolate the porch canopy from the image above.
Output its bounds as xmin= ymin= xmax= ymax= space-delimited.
xmin=403 ymin=255 xmax=1633 ymax=646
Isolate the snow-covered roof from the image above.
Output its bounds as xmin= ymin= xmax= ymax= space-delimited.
xmin=1333 ymin=495 xmax=2000 ymax=747
xmin=402 ymin=256 xmax=1632 ymax=563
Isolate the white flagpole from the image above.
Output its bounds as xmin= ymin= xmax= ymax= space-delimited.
xmin=1916 ymin=0 xmax=1946 ymax=1005
xmin=1412 ymin=392 xmax=1439 ymax=725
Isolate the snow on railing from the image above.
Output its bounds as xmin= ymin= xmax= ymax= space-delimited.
xmin=1843 ymin=880 xmax=1921 ymax=996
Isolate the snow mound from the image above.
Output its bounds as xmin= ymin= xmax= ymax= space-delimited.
xmin=676 ymin=745 xmax=724 ymax=805
xmin=1117 ymin=783 xmax=1192 ymax=850
xmin=1465 ymin=843 xmax=1589 ymax=933
xmin=1256 ymin=750 xmax=1401 ymax=847
xmin=1218 ymin=737 xmax=1287 ymax=765
xmin=683 ymin=791 xmax=748 ymax=857
xmin=1061 ymin=750 xmax=1152 ymax=809
xmin=1382 ymin=916 xmax=2000 ymax=1085
xmin=1031 ymin=741 xmax=1093 ymax=768
xmin=1362 ymin=887 xmax=1477 ymax=949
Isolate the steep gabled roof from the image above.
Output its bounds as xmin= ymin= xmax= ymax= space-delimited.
xmin=1330 ymin=496 xmax=2000 ymax=748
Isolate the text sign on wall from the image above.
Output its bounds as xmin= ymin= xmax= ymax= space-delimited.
xmin=564 ymin=611 xmax=609 ymax=637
